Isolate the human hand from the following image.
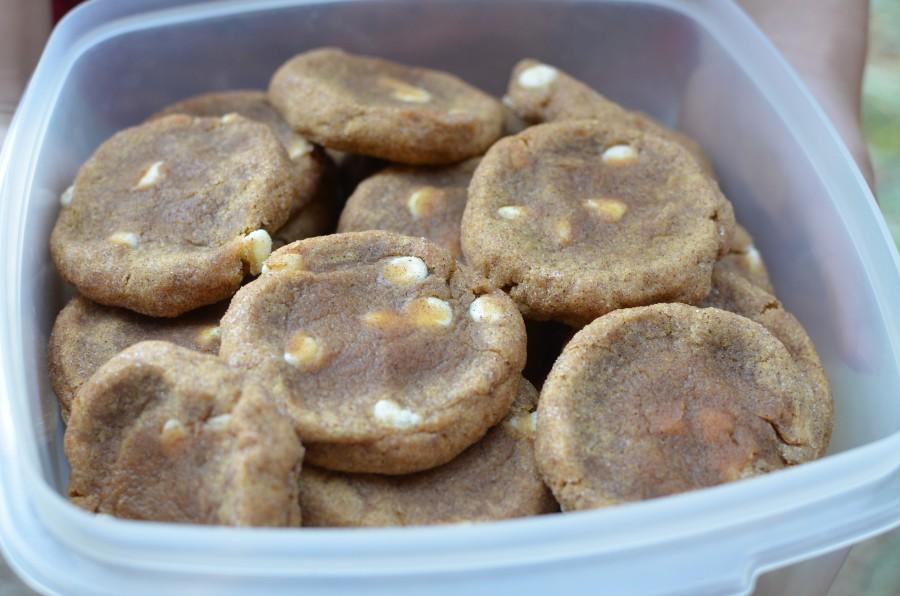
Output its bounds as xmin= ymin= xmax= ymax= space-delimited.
xmin=739 ymin=0 xmax=875 ymax=189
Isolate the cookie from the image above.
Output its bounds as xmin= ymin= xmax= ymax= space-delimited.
xmin=718 ymin=224 xmax=773 ymax=292
xmin=461 ymin=119 xmax=735 ymax=324
xmin=64 ymin=341 xmax=304 ymax=526
xmin=152 ymin=90 xmax=332 ymax=219
xmin=220 ymin=231 xmax=526 ymax=474
xmin=298 ymin=378 xmax=557 ymax=526
xmin=504 ymin=59 xmax=713 ymax=173
xmin=268 ymin=47 xmax=504 ymax=165
xmin=337 ymin=158 xmax=478 ymax=258
xmin=536 ymin=303 xmax=822 ymax=511
xmin=49 ymin=295 xmax=226 ymax=421
xmin=50 ymin=114 xmax=296 ymax=317
xmin=701 ymin=264 xmax=832 ymax=458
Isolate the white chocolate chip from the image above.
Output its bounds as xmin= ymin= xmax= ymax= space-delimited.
xmin=380 ymin=256 xmax=428 ymax=287
xmin=288 ymin=135 xmax=314 ymax=159
xmin=497 ymin=206 xmax=526 ymax=220
xmin=196 ymin=325 xmax=221 ymax=348
xmin=108 ymin=232 xmax=140 ymax=248
xmin=262 ymin=252 xmax=305 ymax=275
xmin=361 ymin=310 xmax=403 ymax=331
xmin=505 ymin=411 xmax=538 ymax=435
xmin=134 ymin=160 xmax=165 ymax=190
xmin=379 ymin=77 xmax=432 ymax=103
xmin=518 ymin=64 xmax=558 ymax=88
xmin=407 ymin=297 xmax=453 ymax=328
xmin=585 ymin=198 xmax=628 ymax=223
xmin=407 ymin=187 xmax=440 ymax=219
xmin=160 ymin=418 xmax=187 ymax=449
xmin=554 ymin=219 xmax=573 ymax=246
xmin=744 ymin=246 xmax=762 ymax=271
xmin=204 ymin=414 xmax=231 ymax=430
xmin=221 ymin=113 xmax=240 ymax=124
xmin=373 ymin=399 xmax=422 ymax=429
xmin=469 ymin=295 xmax=506 ymax=323
xmin=241 ymin=229 xmax=272 ymax=276
xmin=60 ymin=185 xmax=74 ymax=207
xmin=283 ymin=332 xmax=324 ymax=370
xmin=601 ymin=144 xmax=638 ymax=165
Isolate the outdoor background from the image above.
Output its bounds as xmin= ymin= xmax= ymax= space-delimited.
xmin=827 ymin=0 xmax=900 ymax=593
xmin=1 ymin=1 xmax=899 ymax=595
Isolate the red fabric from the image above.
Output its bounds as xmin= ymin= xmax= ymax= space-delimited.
xmin=53 ymin=0 xmax=87 ymax=24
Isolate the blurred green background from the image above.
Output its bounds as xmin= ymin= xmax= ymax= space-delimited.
xmin=864 ymin=0 xmax=900 ymax=247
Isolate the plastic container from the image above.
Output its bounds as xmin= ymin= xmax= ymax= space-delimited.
xmin=1 ymin=1 xmax=899 ymax=594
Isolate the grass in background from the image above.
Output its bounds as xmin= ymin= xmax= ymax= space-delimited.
xmin=864 ymin=0 xmax=900 ymax=248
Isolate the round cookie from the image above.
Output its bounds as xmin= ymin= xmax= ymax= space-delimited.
xmin=49 ymin=295 xmax=226 ymax=421
xmin=298 ymin=378 xmax=557 ymax=526
xmin=718 ymin=224 xmax=773 ymax=292
xmin=504 ymin=59 xmax=713 ymax=174
xmin=337 ymin=158 xmax=479 ymax=258
xmin=701 ymin=264 xmax=832 ymax=458
xmin=220 ymin=231 xmax=526 ymax=474
xmin=461 ymin=119 xmax=735 ymax=324
xmin=50 ymin=114 xmax=297 ymax=317
xmin=65 ymin=341 xmax=304 ymax=526
xmin=152 ymin=90 xmax=333 ymax=218
xmin=536 ymin=303 xmax=822 ymax=511
xmin=268 ymin=47 xmax=504 ymax=165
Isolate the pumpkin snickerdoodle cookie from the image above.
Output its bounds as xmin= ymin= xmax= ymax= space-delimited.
xmin=50 ymin=114 xmax=296 ymax=317
xmin=536 ymin=303 xmax=827 ymax=511
xmin=269 ymin=48 xmax=504 ymax=165
xmin=65 ymin=341 xmax=304 ymax=526
xmin=220 ymin=231 xmax=526 ymax=474
xmin=299 ymin=378 xmax=557 ymax=526
xmin=461 ymin=119 xmax=734 ymax=324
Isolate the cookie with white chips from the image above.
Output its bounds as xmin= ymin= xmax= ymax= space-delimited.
xmin=50 ymin=114 xmax=296 ymax=316
xmin=220 ymin=231 xmax=526 ymax=474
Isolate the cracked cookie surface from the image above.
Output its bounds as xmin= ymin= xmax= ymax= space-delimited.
xmin=220 ymin=231 xmax=526 ymax=474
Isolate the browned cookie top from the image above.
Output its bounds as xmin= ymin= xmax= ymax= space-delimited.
xmin=504 ymin=59 xmax=713 ymax=174
xmin=152 ymin=90 xmax=332 ymax=218
xmin=718 ymin=224 xmax=773 ymax=292
xmin=50 ymin=114 xmax=296 ymax=317
xmin=701 ymin=264 xmax=832 ymax=458
xmin=64 ymin=341 xmax=304 ymax=526
xmin=337 ymin=158 xmax=478 ymax=258
xmin=220 ymin=231 xmax=526 ymax=474
xmin=461 ymin=120 xmax=734 ymax=324
xmin=268 ymin=48 xmax=504 ymax=165
xmin=49 ymin=295 xmax=225 ymax=421
xmin=536 ymin=304 xmax=820 ymax=511
xmin=299 ymin=378 xmax=557 ymax=526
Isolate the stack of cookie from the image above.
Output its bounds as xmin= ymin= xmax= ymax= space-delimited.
xmin=48 ymin=48 xmax=832 ymax=527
